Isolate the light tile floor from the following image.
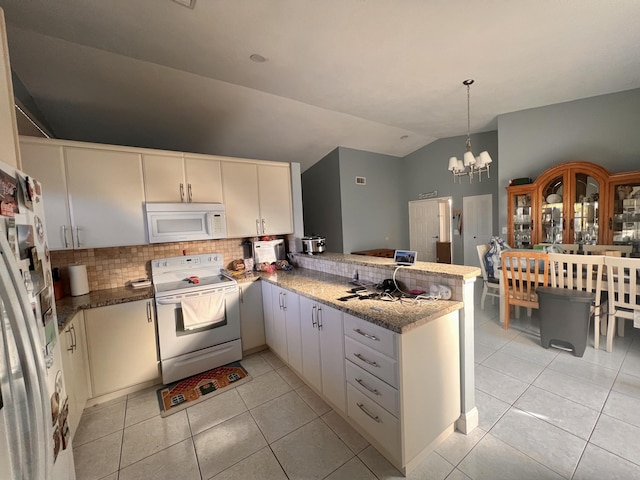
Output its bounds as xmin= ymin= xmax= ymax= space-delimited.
xmin=73 ymin=281 xmax=640 ymax=479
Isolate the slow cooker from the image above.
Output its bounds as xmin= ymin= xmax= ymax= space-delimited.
xmin=302 ymin=236 xmax=326 ymax=255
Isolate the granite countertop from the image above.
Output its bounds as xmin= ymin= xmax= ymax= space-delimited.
xmin=293 ymin=252 xmax=480 ymax=280
xmin=55 ymin=265 xmax=464 ymax=334
xmin=260 ymin=268 xmax=463 ymax=334
xmin=56 ymin=286 xmax=154 ymax=331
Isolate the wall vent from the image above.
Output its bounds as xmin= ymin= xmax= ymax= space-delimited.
xmin=355 ymin=176 xmax=366 ymax=185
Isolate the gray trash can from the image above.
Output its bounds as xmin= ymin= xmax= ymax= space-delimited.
xmin=537 ymin=287 xmax=595 ymax=357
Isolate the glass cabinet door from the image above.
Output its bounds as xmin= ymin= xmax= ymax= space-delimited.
xmin=541 ymin=175 xmax=564 ymax=243
xmin=573 ymin=174 xmax=600 ymax=244
xmin=512 ymin=193 xmax=533 ymax=248
xmin=612 ymin=183 xmax=640 ymax=246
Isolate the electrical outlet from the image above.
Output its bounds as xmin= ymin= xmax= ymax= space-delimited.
xmin=501 ymin=226 xmax=507 ymax=234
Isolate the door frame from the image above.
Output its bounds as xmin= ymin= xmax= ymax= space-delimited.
xmin=409 ymin=196 xmax=453 ymax=263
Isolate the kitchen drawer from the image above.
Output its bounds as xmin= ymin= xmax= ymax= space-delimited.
xmin=347 ymin=383 xmax=401 ymax=461
xmin=344 ymin=313 xmax=397 ymax=359
xmin=345 ymin=336 xmax=398 ymax=388
xmin=346 ymin=360 xmax=399 ymax=417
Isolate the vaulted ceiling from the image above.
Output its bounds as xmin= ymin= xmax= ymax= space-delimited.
xmin=2 ymin=0 xmax=640 ymax=171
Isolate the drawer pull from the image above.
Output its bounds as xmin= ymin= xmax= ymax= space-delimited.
xmin=354 ymin=353 xmax=379 ymax=367
xmin=354 ymin=328 xmax=379 ymax=341
xmin=356 ymin=402 xmax=381 ymax=423
xmin=355 ymin=378 xmax=380 ymax=395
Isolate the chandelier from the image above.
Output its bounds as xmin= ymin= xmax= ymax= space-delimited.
xmin=448 ymin=79 xmax=492 ymax=183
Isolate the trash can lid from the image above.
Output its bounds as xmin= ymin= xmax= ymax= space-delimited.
xmin=537 ymin=287 xmax=595 ymax=302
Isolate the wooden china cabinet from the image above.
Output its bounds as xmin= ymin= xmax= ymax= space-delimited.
xmin=507 ymin=161 xmax=640 ymax=251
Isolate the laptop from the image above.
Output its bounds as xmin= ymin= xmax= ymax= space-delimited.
xmin=393 ymin=250 xmax=417 ymax=266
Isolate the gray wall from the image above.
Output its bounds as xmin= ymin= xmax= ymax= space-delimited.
xmin=402 ymin=131 xmax=499 ymax=264
xmin=301 ymin=148 xmax=344 ymax=252
xmin=497 ymin=88 xmax=640 ymax=231
xmin=338 ymin=147 xmax=404 ymax=254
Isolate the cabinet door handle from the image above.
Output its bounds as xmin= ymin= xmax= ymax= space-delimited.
xmin=353 ymin=353 xmax=379 ymax=367
xmin=187 ymin=183 xmax=193 ymax=203
xmin=261 ymin=219 xmax=266 ymax=234
xmin=61 ymin=225 xmax=70 ymax=248
xmin=354 ymin=328 xmax=379 ymax=341
xmin=282 ymin=293 xmax=287 ymax=311
xmin=317 ymin=307 xmax=322 ymax=330
xmin=73 ymin=225 xmax=81 ymax=248
xmin=256 ymin=219 xmax=261 ymax=235
xmin=356 ymin=402 xmax=381 ymax=423
xmin=65 ymin=326 xmax=74 ymax=352
xmin=146 ymin=301 xmax=153 ymax=323
xmin=355 ymin=378 xmax=380 ymax=395
xmin=609 ymin=217 xmax=613 ymax=230
xmin=239 ymin=287 xmax=244 ymax=304
xmin=71 ymin=324 xmax=78 ymax=351
xmin=180 ymin=183 xmax=185 ymax=202
xmin=311 ymin=305 xmax=317 ymax=328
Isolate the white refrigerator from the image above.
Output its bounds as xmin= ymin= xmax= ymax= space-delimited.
xmin=0 ymin=159 xmax=75 ymax=479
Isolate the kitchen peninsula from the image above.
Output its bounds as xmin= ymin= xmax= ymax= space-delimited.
xmin=54 ymin=249 xmax=479 ymax=475
xmin=259 ymin=252 xmax=480 ymax=475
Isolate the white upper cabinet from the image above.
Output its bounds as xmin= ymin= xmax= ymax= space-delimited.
xmin=222 ymin=161 xmax=293 ymax=238
xmin=21 ymin=136 xmax=294 ymax=246
xmin=221 ymin=161 xmax=261 ymax=237
xmin=0 ymin=11 xmax=20 ymax=169
xmin=65 ymin=147 xmax=146 ymax=248
xmin=20 ymin=141 xmax=72 ymax=250
xmin=142 ymin=153 xmax=223 ymax=203
xmin=142 ymin=153 xmax=185 ymax=202
xmin=21 ymin=139 xmax=146 ymax=249
xmin=183 ymin=155 xmax=223 ymax=203
xmin=258 ymin=164 xmax=293 ymax=235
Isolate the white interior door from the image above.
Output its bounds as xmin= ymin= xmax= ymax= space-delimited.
xmin=462 ymin=194 xmax=493 ymax=267
xmin=409 ymin=199 xmax=442 ymax=263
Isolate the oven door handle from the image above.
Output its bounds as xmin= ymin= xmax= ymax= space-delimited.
xmin=156 ymin=297 xmax=183 ymax=305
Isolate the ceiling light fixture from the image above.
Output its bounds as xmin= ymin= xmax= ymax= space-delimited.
xmin=172 ymin=0 xmax=196 ymax=8
xmin=447 ymin=79 xmax=492 ymax=183
xmin=249 ymin=54 xmax=267 ymax=63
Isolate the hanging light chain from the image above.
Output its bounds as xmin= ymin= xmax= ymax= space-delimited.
xmin=464 ymin=79 xmax=474 ymax=152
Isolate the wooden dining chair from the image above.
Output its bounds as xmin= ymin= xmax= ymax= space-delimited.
xmin=603 ymin=256 xmax=640 ymax=352
xmin=548 ymin=253 xmax=605 ymax=349
xmin=582 ymin=244 xmax=633 ymax=257
xmin=477 ymin=244 xmax=500 ymax=310
xmin=500 ymin=251 xmax=551 ymax=330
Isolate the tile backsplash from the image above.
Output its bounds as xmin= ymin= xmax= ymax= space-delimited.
xmin=51 ymin=239 xmax=247 ymax=293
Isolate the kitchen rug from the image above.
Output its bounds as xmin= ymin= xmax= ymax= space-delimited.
xmin=156 ymin=362 xmax=251 ymax=417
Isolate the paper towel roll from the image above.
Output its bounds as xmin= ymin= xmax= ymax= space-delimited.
xmin=69 ymin=264 xmax=89 ymax=296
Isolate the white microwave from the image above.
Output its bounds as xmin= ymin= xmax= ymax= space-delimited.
xmin=145 ymin=203 xmax=227 ymax=244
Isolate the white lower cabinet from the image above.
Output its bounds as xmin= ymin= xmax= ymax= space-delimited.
xmin=261 ymin=283 xmax=288 ymax=362
xmin=261 ymin=282 xmax=461 ymax=475
xmin=299 ymin=296 xmax=346 ymax=413
xmin=347 ymin=383 xmax=401 ymax=460
xmin=269 ymin=285 xmax=300 ymax=369
xmin=344 ymin=311 xmax=461 ymax=474
xmin=59 ymin=310 xmax=89 ymax=440
xmin=84 ymin=300 xmax=159 ymax=397
xmin=239 ymin=281 xmax=265 ymax=353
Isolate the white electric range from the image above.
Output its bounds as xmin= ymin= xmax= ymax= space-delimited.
xmin=151 ymin=253 xmax=241 ymax=384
